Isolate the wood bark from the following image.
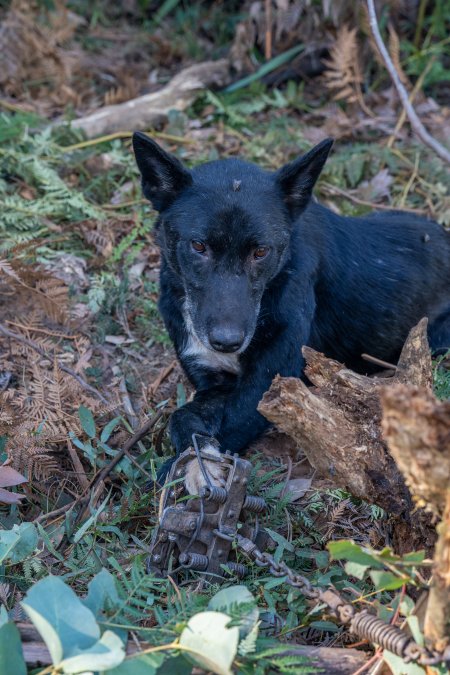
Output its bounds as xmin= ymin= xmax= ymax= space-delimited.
xmin=381 ymin=384 xmax=450 ymax=648
xmin=258 ymin=318 xmax=435 ymax=552
xmin=16 ymin=623 xmax=368 ymax=673
xmin=70 ymin=59 xmax=231 ymax=138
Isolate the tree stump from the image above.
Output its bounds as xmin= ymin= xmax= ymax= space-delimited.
xmin=258 ymin=319 xmax=435 ymax=553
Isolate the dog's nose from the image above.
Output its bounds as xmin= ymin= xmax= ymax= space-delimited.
xmin=209 ymin=327 xmax=245 ymax=353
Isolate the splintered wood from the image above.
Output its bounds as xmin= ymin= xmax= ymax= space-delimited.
xmin=381 ymin=376 xmax=450 ymax=648
xmin=257 ymin=319 xmax=439 ymax=552
xmin=258 ymin=317 xmax=450 ymax=645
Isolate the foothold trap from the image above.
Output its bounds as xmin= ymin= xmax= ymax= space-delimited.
xmin=148 ymin=444 xmax=269 ymax=578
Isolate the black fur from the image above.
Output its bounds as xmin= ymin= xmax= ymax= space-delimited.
xmin=133 ymin=132 xmax=450 ymax=466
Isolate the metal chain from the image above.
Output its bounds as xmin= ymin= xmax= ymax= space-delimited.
xmin=234 ymin=533 xmax=448 ymax=668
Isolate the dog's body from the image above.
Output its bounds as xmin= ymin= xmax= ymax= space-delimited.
xmin=133 ymin=132 xmax=450 ymax=465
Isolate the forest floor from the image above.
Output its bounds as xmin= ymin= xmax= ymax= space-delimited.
xmin=0 ymin=2 xmax=449 ymax=673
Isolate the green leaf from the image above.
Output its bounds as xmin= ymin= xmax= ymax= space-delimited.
xmin=179 ymin=611 xmax=239 ymax=675
xmin=59 ymin=630 xmax=125 ymax=673
xmin=383 ymin=650 xmax=425 ymax=674
xmin=0 ymin=529 xmax=20 ymax=563
xmin=328 ymin=540 xmax=385 ymax=568
xmin=406 ymin=616 xmax=424 ymax=646
xmin=0 ymin=605 xmax=8 ymax=627
xmin=104 ymin=652 xmax=165 ymax=674
xmin=0 ymin=622 xmax=27 ymax=675
xmin=0 ymin=522 xmax=38 ymax=563
xmin=402 ymin=550 xmax=426 ymax=564
xmin=78 ymin=405 xmax=96 ymax=439
xmin=84 ymin=568 xmax=121 ymax=618
xmin=225 ymin=44 xmax=305 ymax=93
xmin=100 ymin=417 xmax=121 ymax=444
xmin=73 ymin=493 xmax=109 ymax=543
xmin=345 ymin=561 xmax=370 ymax=580
xmin=208 ymin=585 xmax=259 ymax=638
xmin=369 ymin=570 xmax=407 ymax=591
xmin=21 ymin=575 xmax=100 ymax=665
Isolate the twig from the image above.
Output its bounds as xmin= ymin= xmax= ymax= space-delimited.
xmin=66 ymin=437 xmax=90 ymax=491
xmin=386 ymin=58 xmax=435 ymax=149
xmin=265 ymin=0 xmax=272 ymax=60
xmin=5 ymin=320 xmax=78 ymax=340
xmin=366 ymin=0 xmax=450 ymax=165
xmin=97 ymin=410 xmax=163 ymax=482
xmin=119 ymin=376 xmax=139 ymax=430
xmin=361 ymin=353 xmax=397 ymax=371
xmin=35 ymin=410 xmax=163 ymax=524
xmin=322 ymin=183 xmax=427 ymax=215
xmin=58 ymin=130 xmax=194 ymax=152
xmin=350 ymin=648 xmax=382 ymax=675
xmin=0 ymin=323 xmax=109 ymax=405
xmin=147 ymin=359 xmax=177 ymax=398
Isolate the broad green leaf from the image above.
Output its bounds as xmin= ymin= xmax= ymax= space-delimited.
xmin=383 ymin=650 xmax=425 ymax=674
xmin=328 ymin=541 xmax=384 ymax=568
xmin=100 ymin=417 xmax=121 ymax=444
xmin=84 ymin=568 xmax=121 ymax=618
xmin=104 ymin=652 xmax=165 ymax=674
xmin=9 ymin=522 xmax=38 ymax=563
xmin=402 ymin=550 xmax=426 ymax=564
xmin=406 ymin=616 xmax=424 ymax=646
xmin=345 ymin=561 xmax=370 ymax=580
xmin=0 ymin=622 xmax=27 ymax=675
xmin=78 ymin=405 xmax=96 ymax=439
xmin=0 ymin=522 xmax=38 ymax=563
xmin=22 ymin=576 xmax=100 ymax=665
xmin=0 ymin=605 xmax=8 ymax=627
xmin=59 ymin=630 xmax=125 ymax=673
xmin=370 ymin=570 xmax=408 ymax=591
xmin=179 ymin=611 xmax=239 ymax=675
xmin=0 ymin=529 xmax=20 ymax=563
xmin=208 ymin=585 xmax=259 ymax=638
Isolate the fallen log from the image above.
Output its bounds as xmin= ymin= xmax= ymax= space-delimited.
xmin=69 ymin=59 xmax=231 ymax=138
xmin=258 ymin=319 xmax=435 ymax=553
xmin=16 ymin=623 xmax=368 ymax=673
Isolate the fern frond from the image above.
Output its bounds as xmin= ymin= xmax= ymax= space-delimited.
xmin=323 ymin=26 xmax=361 ymax=104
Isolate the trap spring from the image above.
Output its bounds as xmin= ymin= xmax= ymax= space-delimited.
xmin=149 ymin=448 xmax=448 ymax=668
xmin=148 ymin=444 xmax=269 ymax=578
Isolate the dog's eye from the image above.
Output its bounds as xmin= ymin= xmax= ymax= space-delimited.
xmin=253 ymin=246 xmax=270 ymax=260
xmin=192 ymin=240 xmax=207 ymax=254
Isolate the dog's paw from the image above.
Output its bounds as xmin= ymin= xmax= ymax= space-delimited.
xmin=184 ymin=442 xmax=227 ymax=495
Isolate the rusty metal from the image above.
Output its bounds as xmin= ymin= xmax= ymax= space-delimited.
xmin=147 ymin=446 xmax=268 ymax=578
xmin=149 ymin=447 xmax=448 ymax=668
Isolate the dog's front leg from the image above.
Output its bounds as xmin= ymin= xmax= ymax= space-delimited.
xmin=168 ymin=287 xmax=315 ymax=492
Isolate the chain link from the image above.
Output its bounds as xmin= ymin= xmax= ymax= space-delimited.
xmin=234 ymin=533 xmax=448 ymax=668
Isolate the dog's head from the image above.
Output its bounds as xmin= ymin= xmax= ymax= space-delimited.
xmin=133 ymin=132 xmax=332 ymax=355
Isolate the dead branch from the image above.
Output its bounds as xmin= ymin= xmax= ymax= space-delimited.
xmin=17 ymin=622 xmax=368 ymax=672
xmin=258 ymin=319 xmax=435 ymax=552
xmin=366 ymin=0 xmax=450 ymax=165
xmin=35 ymin=410 xmax=162 ymax=524
xmin=69 ymin=59 xmax=231 ymax=138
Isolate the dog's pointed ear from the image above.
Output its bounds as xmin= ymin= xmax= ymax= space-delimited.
xmin=132 ymin=132 xmax=192 ymax=211
xmin=276 ymin=138 xmax=333 ymax=216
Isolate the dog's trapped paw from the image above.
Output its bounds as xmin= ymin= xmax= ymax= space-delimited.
xmin=184 ymin=442 xmax=227 ymax=495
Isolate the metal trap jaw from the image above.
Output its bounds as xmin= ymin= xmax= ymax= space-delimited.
xmin=148 ymin=446 xmax=268 ymax=578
